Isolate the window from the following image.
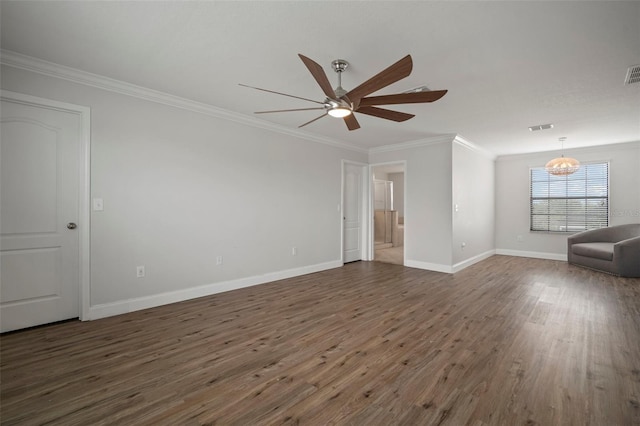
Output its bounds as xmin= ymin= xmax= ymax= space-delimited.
xmin=530 ymin=162 xmax=609 ymax=232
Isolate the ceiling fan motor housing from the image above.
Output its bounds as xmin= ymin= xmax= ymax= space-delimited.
xmin=331 ymin=59 xmax=349 ymax=73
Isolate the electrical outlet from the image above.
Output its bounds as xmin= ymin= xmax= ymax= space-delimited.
xmin=292 ymin=247 xmax=297 ymax=256
xmin=216 ymin=256 xmax=223 ymax=265
xmin=136 ymin=265 xmax=145 ymax=278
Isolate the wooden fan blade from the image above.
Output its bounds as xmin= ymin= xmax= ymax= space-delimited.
xmin=359 ymin=90 xmax=448 ymax=107
xmin=298 ymin=54 xmax=337 ymax=99
xmin=298 ymin=112 xmax=328 ymax=128
xmin=239 ymin=84 xmax=325 ymax=105
xmin=356 ymin=106 xmax=415 ymax=122
xmin=255 ymin=107 xmax=326 ymax=114
xmin=343 ymin=114 xmax=361 ymax=131
xmin=345 ymin=55 xmax=413 ymax=103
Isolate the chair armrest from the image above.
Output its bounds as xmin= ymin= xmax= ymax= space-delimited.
xmin=568 ymin=227 xmax=616 ymax=245
xmin=615 ymin=235 xmax=640 ymax=250
xmin=614 ymin=236 xmax=640 ymax=277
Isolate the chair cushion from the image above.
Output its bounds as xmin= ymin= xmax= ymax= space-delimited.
xmin=571 ymin=242 xmax=615 ymax=261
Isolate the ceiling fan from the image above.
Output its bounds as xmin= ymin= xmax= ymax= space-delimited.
xmin=240 ymin=54 xmax=448 ymax=131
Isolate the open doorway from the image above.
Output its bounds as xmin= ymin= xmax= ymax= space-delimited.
xmin=371 ymin=162 xmax=405 ymax=265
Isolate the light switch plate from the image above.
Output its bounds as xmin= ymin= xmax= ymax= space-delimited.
xmin=92 ymin=198 xmax=104 ymax=211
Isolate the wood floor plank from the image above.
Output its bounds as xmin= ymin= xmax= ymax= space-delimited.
xmin=1 ymin=256 xmax=639 ymax=425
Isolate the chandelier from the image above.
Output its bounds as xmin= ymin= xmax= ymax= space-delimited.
xmin=545 ymin=137 xmax=580 ymax=176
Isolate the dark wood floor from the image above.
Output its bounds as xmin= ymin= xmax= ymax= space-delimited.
xmin=2 ymin=256 xmax=640 ymax=425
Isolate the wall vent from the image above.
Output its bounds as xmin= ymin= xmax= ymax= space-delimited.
xmin=528 ymin=123 xmax=554 ymax=132
xmin=625 ymin=65 xmax=640 ymax=85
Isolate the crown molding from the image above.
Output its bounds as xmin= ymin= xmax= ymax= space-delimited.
xmin=453 ymin=134 xmax=497 ymax=160
xmin=370 ymin=133 xmax=497 ymax=159
xmin=369 ymin=134 xmax=456 ymax=154
xmin=0 ymin=49 xmax=367 ymax=154
xmin=495 ymin=140 xmax=640 ymax=162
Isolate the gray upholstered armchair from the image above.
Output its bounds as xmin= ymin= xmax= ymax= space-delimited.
xmin=567 ymin=224 xmax=640 ymax=277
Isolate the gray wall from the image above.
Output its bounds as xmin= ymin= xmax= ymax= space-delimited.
xmin=452 ymin=142 xmax=495 ymax=265
xmin=370 ymin=140 xmax=453 ymax=269
xmin=370 ymin=138 xmax=495 ymax=272
xmin=1 ymin=65 xmax=366 ymax=315
xmin=496 ymin=141 xmax=640 ymax=259
xmin=8 ymin=57 xmax=634 ymax=320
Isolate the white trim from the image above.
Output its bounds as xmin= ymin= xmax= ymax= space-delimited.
xmin=453 ymin=134 xmax=497 ymax=160
xmin=400 ymin=164 xmax=407 ymax=265
xmin=0 ymin=49 xmax=366 ymax=154
xmin=369 ymin=160 xmax=407 ymax=264
xmin=0 ymin=89 xmax=91 ymax=321
xmin=369 ymin=134 xmax=455 ymax=154
xmin=87 ymin=260 xmax=342 ymax=320
xmin=405 ymin=251 xmax=497 ymax=274
xmin=79 ymin=103 xmax=92 ymax=322
xmin=341 ymin=162 xmax=345 ymax=263
xmin=341 ymin=160 xmax=370 ymax=263
xmin=495 ymin=249 xmax=567 ymax=261
xmin=495 ymin=140 xmax=640 ymax=162
xmin=452 ymin=250 xmax=495 ymax=273
xmin=367 ymin=165 xmax=374 ymax=261
xmin=371 ymin=133 xmax=496 ymax=158
xmin=405 ymin=259 xmax=452 ymax=274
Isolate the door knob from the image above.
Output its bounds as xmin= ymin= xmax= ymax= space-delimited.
xmin=67 ymin=222 xmax=77 ymax=230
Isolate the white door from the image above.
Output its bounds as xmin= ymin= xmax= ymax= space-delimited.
xmin=343 ymin=163 xmax=364 ymax=263
xmin=1 ymin=95 xmax=83 ymax=332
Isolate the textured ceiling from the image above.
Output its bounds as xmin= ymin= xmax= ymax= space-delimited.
xmin=1 ymin=1 xmax=639 ymax=156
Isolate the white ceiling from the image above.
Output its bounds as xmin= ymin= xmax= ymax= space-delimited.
xmin=1 ymin=1 xmax=639 ymax=156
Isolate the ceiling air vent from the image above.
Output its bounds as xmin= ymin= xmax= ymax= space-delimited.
xmin=403 ymin=85 xmax=431 ymax=94
xmin=528 ymin=123 xmax=554 ymax=132
xmin=624 ymin=64 xmax=640 ymax=85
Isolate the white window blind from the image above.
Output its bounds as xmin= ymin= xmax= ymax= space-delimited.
xmin=530 ymin=162 xmax=609 ymax=232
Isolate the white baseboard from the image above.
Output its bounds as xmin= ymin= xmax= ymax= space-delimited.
xmin=87 ymin=260 xmax=343 ymax=321
xmin=495 ymin=249 xmax=567 ymax=261
xmin=406 ymin=250 xmax=497 ymax=274
xmin=405 ymin=259 xmax=453 ymax=274
xmin=452 ymin=250 xmax=496 ymax=273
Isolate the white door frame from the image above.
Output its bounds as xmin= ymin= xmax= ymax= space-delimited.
xmin=1 ymin=90 xmax=91 ymax=321
xmin=369 ymin=161 xmax=407 ymax=263
xmin=341 ymin=160 xmax=370 ymax=263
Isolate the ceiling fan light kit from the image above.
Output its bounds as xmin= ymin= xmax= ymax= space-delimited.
xmin=327 ymin=106 xmax=352 ymax=118
xmin=241 ymin=54 xmax=447 ymax=130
